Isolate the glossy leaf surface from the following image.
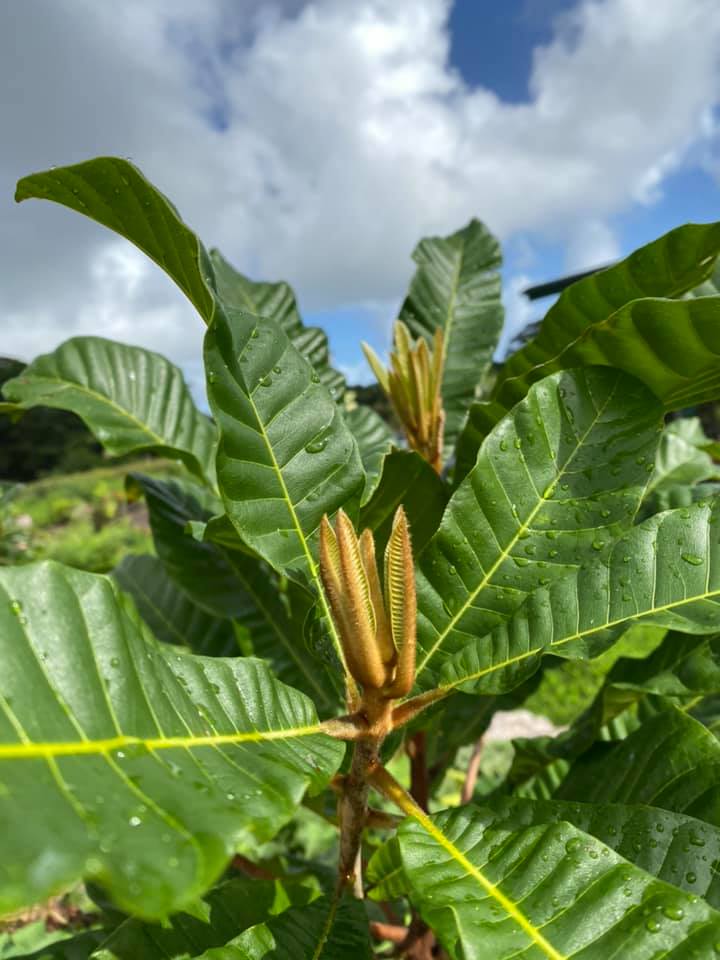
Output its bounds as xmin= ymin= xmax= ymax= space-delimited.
xmin=415 ymin=367 xmax=663 ymax=688
xmin=0 ymin=563 xmax=343 ymax=919
xmin=381 ymin=803 xmax=720 ymax=960
xmin=440 ymin=498 xmax=720 ymax=696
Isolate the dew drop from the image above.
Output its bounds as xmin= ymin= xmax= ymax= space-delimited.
xmin=645 ymin=917 xmax=661 ymax=933
xmin=686 ymin=871 xmax=697 ymax=884
xmin=305 ymin=435 xmax=329 ymax=454
xmin=499 ymin=439 xmax=508 ymax=451
xmin=565 ymin=837 xmax=582 ymax=855
xmin=681 ymin=554 xmax=704 ymax=566
xmin=129 ymin=815 xmax=142 ymax=827
xmin=663 ymin=905 xmax=684 ymax=921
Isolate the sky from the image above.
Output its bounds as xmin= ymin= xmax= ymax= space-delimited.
xmin=1 ymin=0 xmax=719 ymax=399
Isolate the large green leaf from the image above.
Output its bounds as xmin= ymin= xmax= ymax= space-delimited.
xmin=127 ymin=474 xmax=336 ymax=709
xmin=439 ymin=498 xmax=720 ymax=697
xmin=113 ymin=555 xmax=237 ymax=657
xmin=478 ymin=796 xmax=720 ymax=907
xmin=557 ymin=706 xmax=720 ymax=826
xmin=378 ymin=802 xmax=720 ymax=959
xmin=210 ymin=250 xmax=345 ymax=400
xmin=194 ymin=895 xmax=373 ymax=959
xmin=204 ymin=306 xmax=365 ymax=675
xmin=0 ymin=562 xmax=343 ymax=919
xmin=359 ymin=449 xmax=447 ymax=556
xmin=414 ymin=367 xmax=664 ymax=689
xmin=92 ymin=877 xmax=315 ymax=960
xmin=398 ymin=219 xmax=504 ymax=452
xmin=495 ymin=221 xmax=720 ymax=405
xmin=16 ymin=158 xmax=214 ymax=323
xmin=2 ymin=338 xmax=216 ymax=487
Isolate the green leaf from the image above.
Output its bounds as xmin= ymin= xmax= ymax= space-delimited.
xmin=415 ymin=367 xmax=664 ymax=689
xmin=210 ymin=250 xmax=345 ymax=400
xmin=204 ymin=307 xmax=365 ymax=676
xmin=557 ymin=706 xmax=720 ymax=826
xmin=495 ymin=221 xmax=720 ymax=407
xmin=193 ymin=895 xmax=373 ymax=959
xmin=16 ymin=158 xmax=215 ymax=324
xmin=645 ymin=418 xmax=720 ymax=500
xmin=387 ymin=803 xmax=720 ymax=959
xmin=342 ymin=406 xmax=394 ymax=502
xmin=398 ymin=219 xmax=504 ymax=452
xmin=507 ymin=630 xmax=715 ymax=790
xmin=461 ymin=796 xmax=720 ymax=907
xmin=359 ymin=449 xmax=447 ymax=557
xmin=92 ymin=877 xmax=314 ymax=960
xmin=439 ymin=498 xmax=720 ymax=697
xmin=113 ymin=555 xmax=237 ymax=657
xmin=2 ymin=338 xmax=216 ymax=487
xmin=0 ymin=562 xmax=343 ymax=919
xmin=128 ymin=475 xmax=336 ymax=709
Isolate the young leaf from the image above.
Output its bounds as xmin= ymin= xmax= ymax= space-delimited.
xmin=2 ymin=338 xmax=217 ymax=488
xmin=204 ymin=307 xmax=365 ymax=675
xmin=385 ymin=804 xmax=720 ymax=959
xmin=398 ymin=219 xmax=504 ymax=452
xmin=192 ymin=894 xmax=373 ymax=959
xmin=210 ymin=249 xmax=345 ymax=399
xmin=415 ymin=366 xmax=663 ymax=689
xmin=113 ymin=555 xmax=238 ymax=656
xmin=0 ymin=562 xmax=343 ymax=920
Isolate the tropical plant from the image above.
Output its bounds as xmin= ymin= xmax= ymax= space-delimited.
xmin=1 ymin=156 xmax=720 ymax=958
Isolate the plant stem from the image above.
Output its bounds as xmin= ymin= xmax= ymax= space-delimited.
xmin=337 ymin=737 xmax=380 ymax=897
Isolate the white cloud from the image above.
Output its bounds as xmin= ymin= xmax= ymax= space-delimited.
xmin=1 ymin=0 xmax=719 ymax=376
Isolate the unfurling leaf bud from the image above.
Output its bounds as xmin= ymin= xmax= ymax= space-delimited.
xmin=319 ymin=507 xmax=416 ymax=699
xmin=361 ymin=322 xmax=446 ymax=473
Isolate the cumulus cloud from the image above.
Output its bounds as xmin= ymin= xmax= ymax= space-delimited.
xmin=1 ymin=0 xmax=719 ymax=376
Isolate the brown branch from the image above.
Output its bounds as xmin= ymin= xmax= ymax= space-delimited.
xmin=461 ymin=737 xmax=484 ymax=804
xmin=406 ymin=730 xmax=429 ymax=811
xmin=337 ymin=738 xmax=380 ymax=897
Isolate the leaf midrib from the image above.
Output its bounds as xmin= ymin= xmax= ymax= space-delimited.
xmin=238 ymin=333 xmax=351 ymax=682
xmin=0 ymin=725 xmax=325 ymax=760
xmin=407 ymin=806 xmax=564 ymax=960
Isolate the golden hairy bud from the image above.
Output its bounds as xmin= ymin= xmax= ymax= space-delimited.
xmin=361 ymin=322 xmax=445 ymax=474
xmin=319 ymin=507 xmax=416 ymax=698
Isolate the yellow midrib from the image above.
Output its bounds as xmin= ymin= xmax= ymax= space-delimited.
xmin=0 ymin=724 xmax=323 ymax=760
xmin=414 ymin=807 xmax=565 ymax=960
xmin=439 ymin=579 xmax=720 ymax=693
xmin=242 ymin=334 xmax=351 ymax=681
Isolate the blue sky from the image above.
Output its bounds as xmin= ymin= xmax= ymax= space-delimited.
xmin=1 ymin=0 xmax=719 ymax=397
